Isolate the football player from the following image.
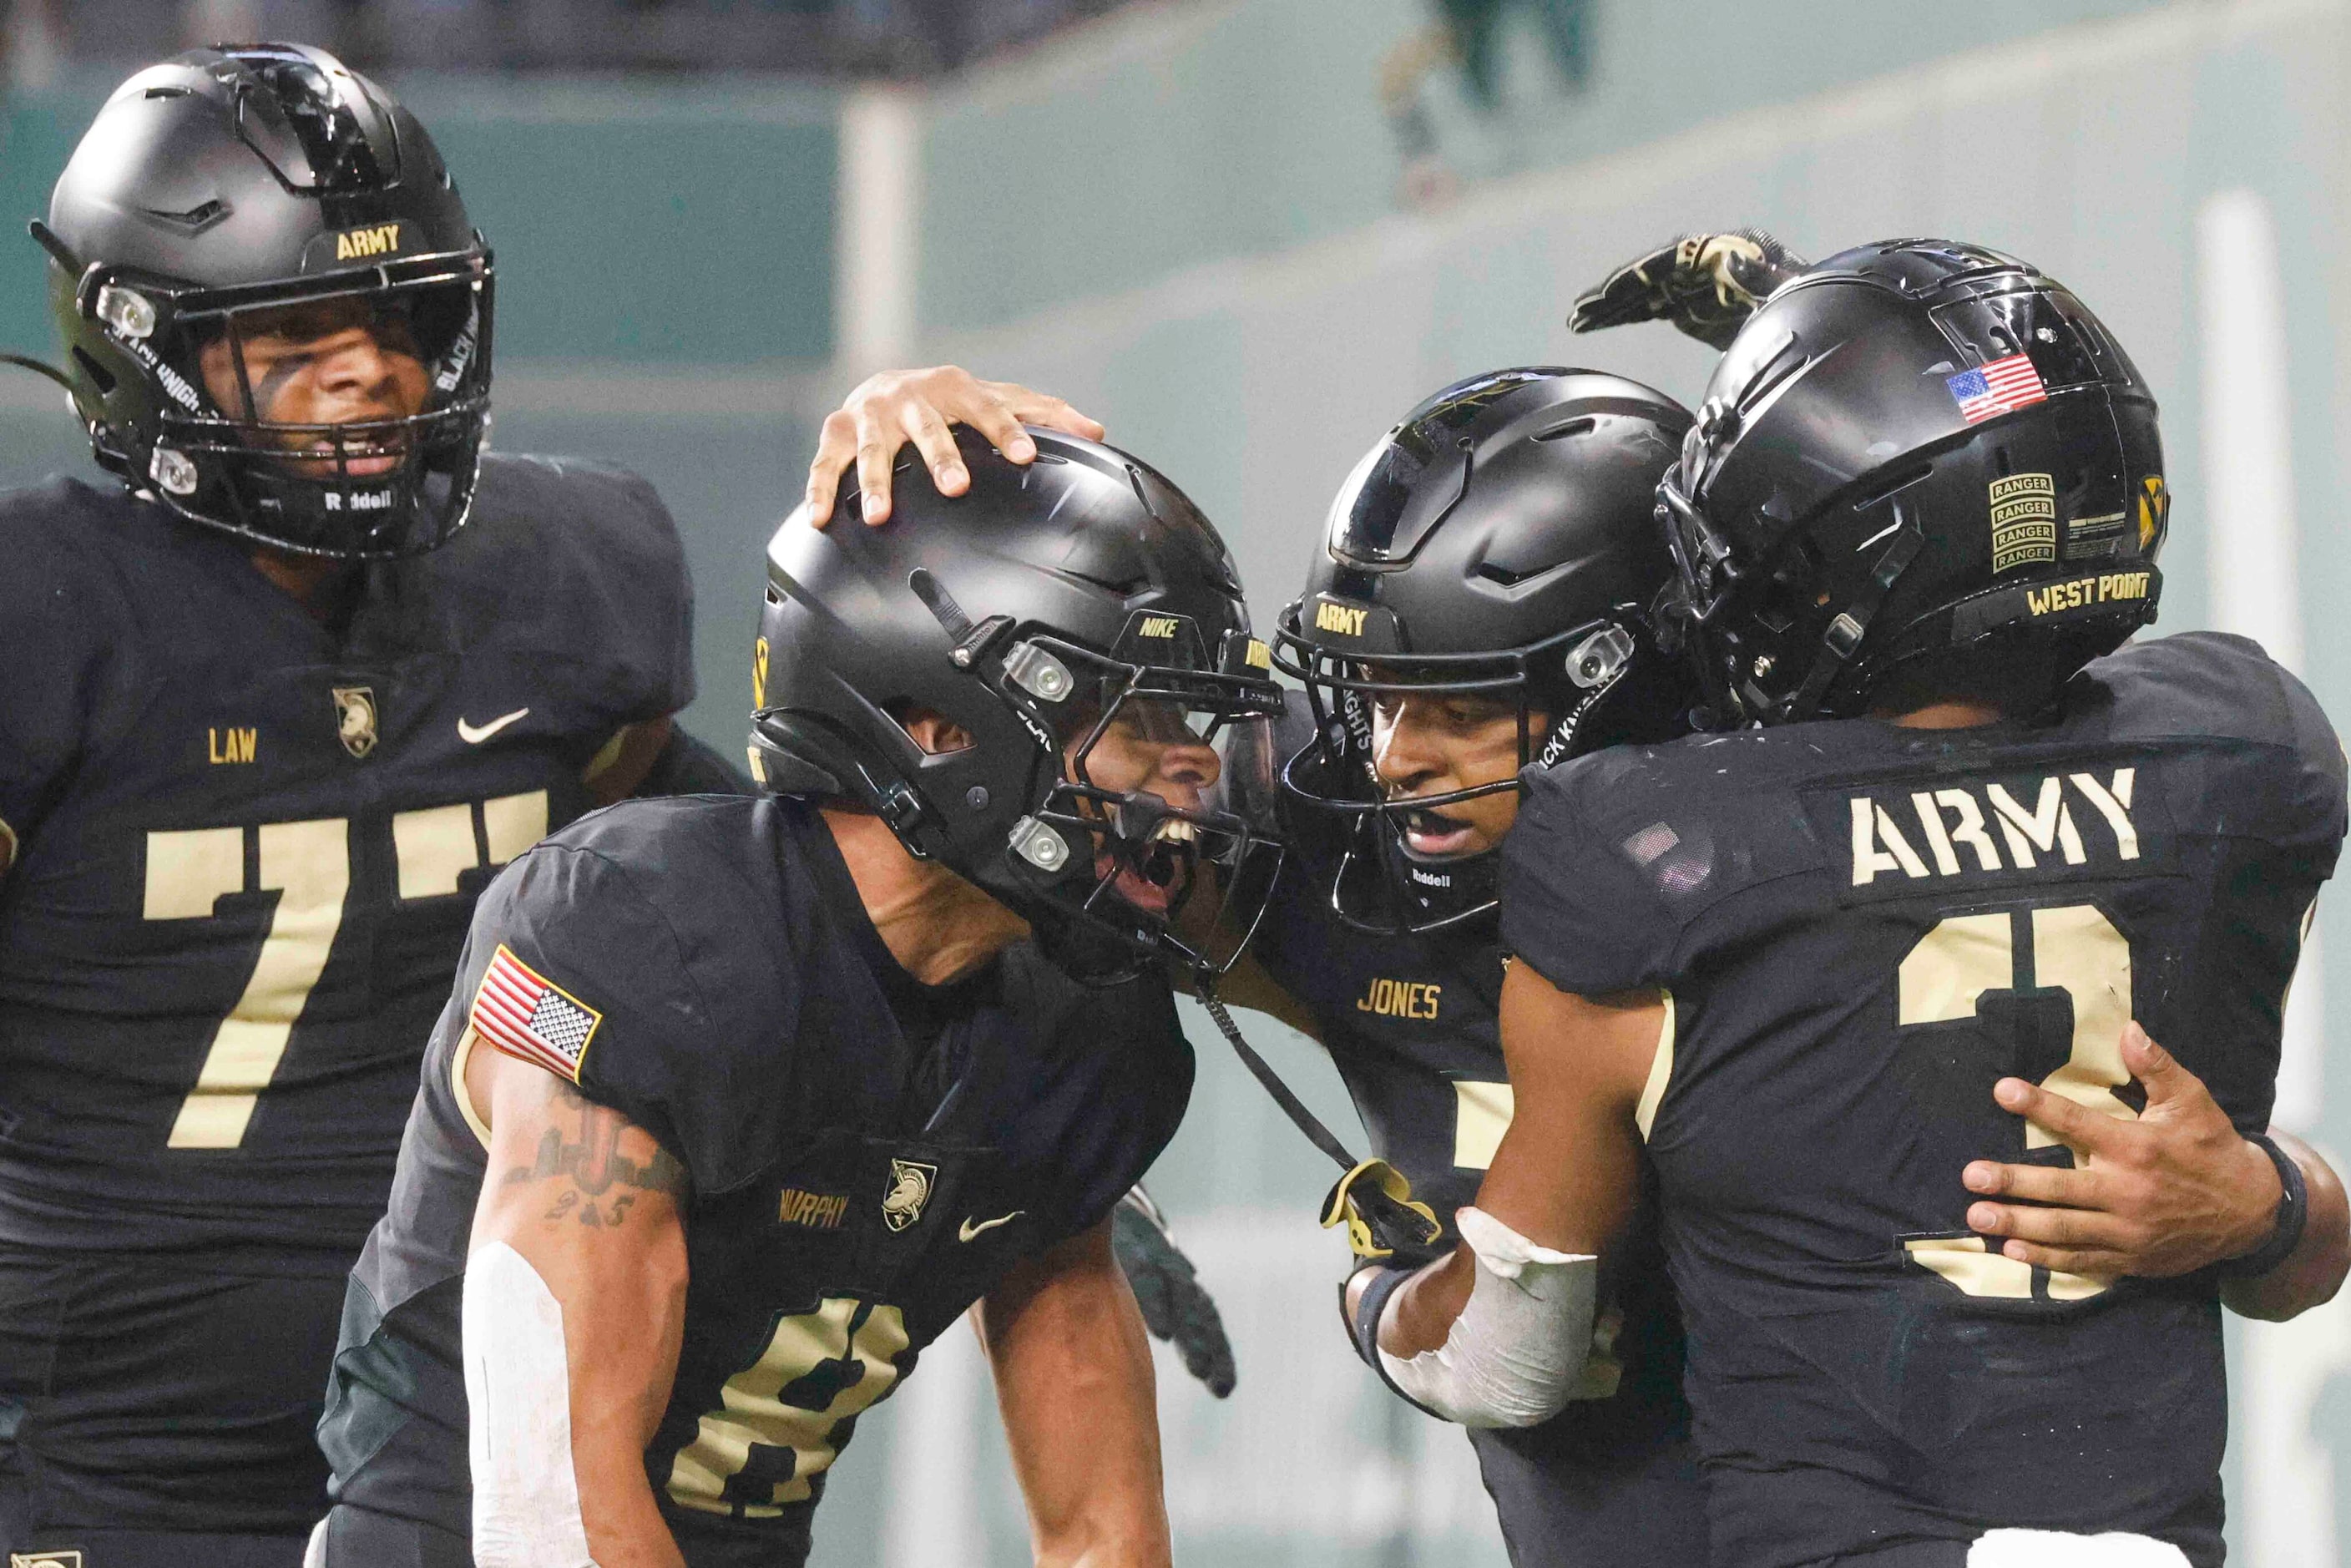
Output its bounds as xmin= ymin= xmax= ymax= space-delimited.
xmin=1376 ymin=240 xmax=2351 ymax=1566
xmin=810 ymin=343 xmax=2346 ymax=1565
xmin=0 ymin=43 xmax=741 ymax=1566
xmin=1250 ymin=367 xmax=1711 ymax=1564
xmin=311 ymin=428 xmax=1287 ymax=1566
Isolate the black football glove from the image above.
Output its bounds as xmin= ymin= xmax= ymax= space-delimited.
xmin=1568 ymin=230 xmax=1810 ymax=350
xmin=1111 ymin=1186 xmax=1236 ymax=1399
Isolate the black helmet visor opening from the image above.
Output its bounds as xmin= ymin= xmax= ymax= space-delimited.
xmin=96 ymin=250 xmax=493 ymax=558
xmin=1007 ymin=634 xmax=1286 ymax=978
xmin=1271 ymin=605 xmax=1636 ymax=935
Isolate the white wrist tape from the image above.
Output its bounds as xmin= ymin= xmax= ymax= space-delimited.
xmin=463 ymin=1242 xmax=599 ymax=1568
xmin=1374 ymin=1206 xmax=1597 ymax=1429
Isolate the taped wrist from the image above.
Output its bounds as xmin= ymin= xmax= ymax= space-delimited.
xmin=2219 ymin=1132 xmax=2310 ymax=1279
xmin=1373 ymin=1206 xmax=1596 ymax=1429
xmin=1343 ymin=1262 xmax=1443 ymax=1419
xmin=463 ymin=1242 xmax=598 ymax=1568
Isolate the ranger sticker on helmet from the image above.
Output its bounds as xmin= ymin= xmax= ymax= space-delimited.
xmin=1987 ymin=473 xmax=2058 ymax=572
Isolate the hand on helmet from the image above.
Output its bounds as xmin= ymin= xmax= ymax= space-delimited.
xmin=803 ymin=366 xmax=1105 ymax=528
xmin=1568 ymin=230 xmax=1809 ymax=351
xmin=1111 ymin=1186 xmax=1236 ymax=1398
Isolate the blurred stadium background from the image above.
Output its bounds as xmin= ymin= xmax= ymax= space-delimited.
xmin=3 ymin=0 xmax=2348 ymax=1561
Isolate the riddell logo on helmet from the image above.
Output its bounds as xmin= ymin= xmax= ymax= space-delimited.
xmin=1315 ymin=601 xmax=1368 ymax=637
xmin=334 ymin=222 xmax=402 ymax=261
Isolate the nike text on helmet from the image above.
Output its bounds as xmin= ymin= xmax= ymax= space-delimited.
xmin=1272 ymin=367 xmax=1696 ymax=934
xmin=37 ymin=43 xmax=494 ymax=559
xmin=1656 ymin=238 xmax=2166 ymax=727
xmin=750 ymin=427 xmax=1287 ymax=984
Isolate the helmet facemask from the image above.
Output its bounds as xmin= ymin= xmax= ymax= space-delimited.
xmin=993 ymin=624 xmax=1287 ymax=983
xmin=66 ymin=247 xmax=493 ymax=559
xmin=1274 ymin=613 xmax=1641 ymax=936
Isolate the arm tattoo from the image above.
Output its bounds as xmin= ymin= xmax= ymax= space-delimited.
xmin=498 ymin=1077 xmax=689 ymax=1227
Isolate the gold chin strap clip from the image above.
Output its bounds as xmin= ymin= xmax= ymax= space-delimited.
xmin=1321 ymin=1158 xmax=1443 ymax=1261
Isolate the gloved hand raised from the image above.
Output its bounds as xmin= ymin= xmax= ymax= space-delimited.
xmin=1568 ymin=230 xmax=1809 ymax=350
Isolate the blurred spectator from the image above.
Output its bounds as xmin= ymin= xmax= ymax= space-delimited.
xmin=1381 ymin=0 xmax=1595 ymax=209
xmin=3 ymin=0 xmax=66 ymax=89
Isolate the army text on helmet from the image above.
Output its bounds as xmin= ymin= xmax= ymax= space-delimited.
xmin=36 ymin=42 xmax=495 ymax=559
xmin=1273 ymin=367 xmax=1696 ymax=935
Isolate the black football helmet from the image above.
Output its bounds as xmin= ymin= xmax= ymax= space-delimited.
xmin=1272 ymin=367 xmax=1695 ymax=933
xmin=1657 ymin=239 xmax=2166 ymax=726
xmin=751 ymin=427 xmax=1287 ymax=984
xmin=34 ymin=43 xmax=493 ymax=558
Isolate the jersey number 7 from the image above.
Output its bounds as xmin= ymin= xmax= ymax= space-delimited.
xmin=141 ymin=792 xmax=547 ymax=1149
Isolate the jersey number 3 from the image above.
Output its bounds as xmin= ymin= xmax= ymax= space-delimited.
xmin=141 ymin=793 xmax=546 ymax=1149
xmin=1897 ymin=902 xmax=2137 ymax=1302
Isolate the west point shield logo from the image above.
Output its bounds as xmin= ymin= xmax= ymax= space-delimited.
xmin=331 ymin=685 xmax=379 ymax=759
xmin=13 ymin=1550 xmax=86 ymax=1568
xmin=882 ymin=1158 xmax=938 ymax=1232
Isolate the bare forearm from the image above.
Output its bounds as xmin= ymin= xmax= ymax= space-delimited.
xmin=2224 ymin=1131 xmax=2349 ymax=1321
xmin=471 ymin=1054 xmax=691 ymax=1567
xmin=985 ymin=1226 xmax=1171 ymax=1568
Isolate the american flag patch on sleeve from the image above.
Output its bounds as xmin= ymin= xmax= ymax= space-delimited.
xmin=1944 ymin=352 xmax=2049 ymax=424
xmin=469 ymin=944 xmax=603 ymax=1082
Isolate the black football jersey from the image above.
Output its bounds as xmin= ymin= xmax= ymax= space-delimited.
xmin=1499 ymin=632 xmax=2347 ymax=1567
xmin=1255 ymin=703 xmax=1688 ymax=1449
xmin=322 ymin=794 xmax=1192 ymax=1566
xmin=0 ymin=458 xmax=693 ymax=1266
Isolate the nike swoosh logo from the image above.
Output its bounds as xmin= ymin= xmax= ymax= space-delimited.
xmin=457 ymin=707 xmax=530 ymax=745
xmin=958 ymin=1211 xmax=1023 ymax=1242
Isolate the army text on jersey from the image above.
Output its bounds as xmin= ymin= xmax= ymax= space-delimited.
xmin=1500 ymin=632 xmax=2345 ymax=1568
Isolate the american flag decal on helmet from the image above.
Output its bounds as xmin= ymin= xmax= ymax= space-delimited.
xmin=1945 ymin=352 xmax=2049 ymax=425
xmin=469 ymin=945 xmax=603 ymax=1082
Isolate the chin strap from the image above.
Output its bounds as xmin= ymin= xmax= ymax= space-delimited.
xmin=1195 ymin=980 xmax=1442 ymax=1259
xmin=1778 ymin=499 xmax=1924 ymax=720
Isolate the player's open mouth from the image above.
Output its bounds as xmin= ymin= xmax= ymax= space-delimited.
xmin=1398 ymin=804 xmax=1477 ymax=857
xmin=1099 ymin=817 xmax=1196 ymax=914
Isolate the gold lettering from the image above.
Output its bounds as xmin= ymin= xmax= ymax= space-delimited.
xmin=1984 ymin=777 xmax=2086 ymax=868
xmin=1850 ymin=797 xmax=1929 ymax=885
xmin=777 ymin=1187 xmax=847 ymax=1229
xmin=333 ymin=223 xmax=401 ymax=262
xmin=1139 ymin=615 xmax=1180 ymax=638
xmin=1315 ymin=601 xmax=1368 ymax=637
xmin=1355 ymin=978 xmax=1443 ymax=1019
xmin=207 ymin=727 xmax=256 ymax=764
xmin=1245 ymin=639 xmax=1272 ymax=670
